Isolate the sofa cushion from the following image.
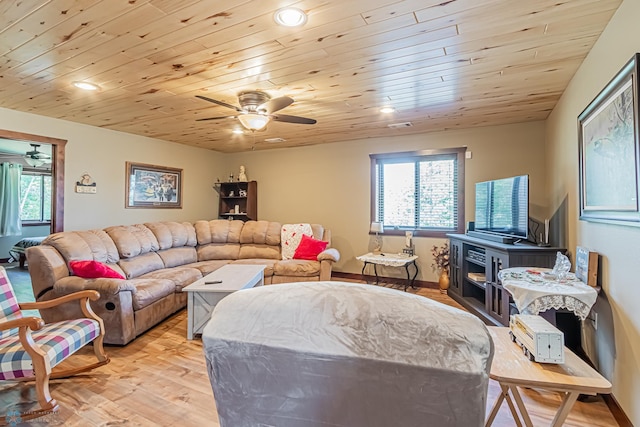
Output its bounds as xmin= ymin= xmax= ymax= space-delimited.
xmin=281 ymin=223 xmax=313 ymax=260
xmin=230 ymin=259 xmax=277 ymax=277
xmin=139 ymin=267 xmax=202 ymax=292
xmin=105 ymin=224 xmax=159 ymax=258
xmin=157 ymin=247 xmax=198 ymax=268
xmin=118 ymin=252 xmax=165 ymax=279
xmin=240 ymin=221 xmax=281 ymax=246
xmin=273 ymin=259 xmax=320 ymax=277
xmin=293 ymin=235 xmax=328 ymax=260
xmin=127 ymin=278 xmax=176 ymax=310
xmin=69 ymin=260 xmax=125 ymax=279
xmin=44 ymin=230 xmax=120 ymax=264
xmin=145 ymin=221 xmax=197 ymax=249
xmin=195 ymin=220 xmax=243 ymax=245
xmin=198 ymin=243 xmax=240 ymax=261
xmin=184 ymin=260 xmax=232 ymax=276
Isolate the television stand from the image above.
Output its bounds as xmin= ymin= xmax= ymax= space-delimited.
xmin=466 ymin=230 xmax=515 ymax=244
xmin=447 ymin=233 xmax=565 ymax=326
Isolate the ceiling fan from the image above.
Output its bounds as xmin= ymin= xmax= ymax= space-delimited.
xmin=24 ymin=144 xmax=51 ymax=167
xmin=196 ymin=91 xmax=317 ymax=131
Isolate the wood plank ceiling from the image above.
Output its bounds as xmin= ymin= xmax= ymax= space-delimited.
xmin=0 ymin=0 xmax=622 ymax=153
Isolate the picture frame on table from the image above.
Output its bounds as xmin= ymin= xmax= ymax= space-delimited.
xmin=578 ymin=52 xmax=640 ymax=226
xmin=125 ymin=161 xmax=182 ymax=209
xmin=575 ymin=247 xmax=598 ymax=287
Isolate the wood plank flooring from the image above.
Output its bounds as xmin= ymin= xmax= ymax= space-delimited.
xmin=0 ymin=281 xmax=618 ymax=426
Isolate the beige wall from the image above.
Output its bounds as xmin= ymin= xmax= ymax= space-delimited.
xmin=225 ymin=121 xmax=547 ymax=282
xmin=0 ymin=107 xmax=225 ymax=231
xmin=546 ymin=0 xmax=639 ymax=421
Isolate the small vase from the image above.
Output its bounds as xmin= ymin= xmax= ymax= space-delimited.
xmin=438 ymin=270 xmax=450 ymax=294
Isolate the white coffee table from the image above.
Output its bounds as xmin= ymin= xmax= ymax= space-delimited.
xmin=182 ymin=264 xmax=265 ymax=339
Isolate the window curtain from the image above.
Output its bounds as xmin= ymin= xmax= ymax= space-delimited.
xmin=0 ymin=162 xmax=23 ymax=237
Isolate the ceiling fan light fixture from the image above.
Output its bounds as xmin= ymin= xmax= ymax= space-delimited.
xmin=380 ymin=106 xmax=395 ymax=113
xmin=238 ymin=114 xmax=270 ymax=131
xmin=274 ymin=7 xmax=307 ymax=27
xmin=24 ymin=156 xmax=45 ymax=167
xmin=72 ymin=81 xmax=100 ymax=91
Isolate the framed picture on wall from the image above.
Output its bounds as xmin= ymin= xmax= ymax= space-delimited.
xmin=125 ymin=162 xmax=182 ymax=209
xmin=578 ymin=53 xmax=640 ymax=226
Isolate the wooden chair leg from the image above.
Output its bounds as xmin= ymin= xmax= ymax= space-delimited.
xmin=32 ymin=352 xmax=58 ymax=413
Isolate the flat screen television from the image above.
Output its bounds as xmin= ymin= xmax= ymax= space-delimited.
xmin=473 ymin=174 xmax=529 ymax=242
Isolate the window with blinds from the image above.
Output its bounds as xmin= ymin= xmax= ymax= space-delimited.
xmin=370 ymin=148 xmax=465 ymax=237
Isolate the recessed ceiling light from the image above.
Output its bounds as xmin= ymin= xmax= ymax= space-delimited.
xmin=380 ymin=106 xmax=395 ymax=114
xmin=72 ymin=81 xmax=100 ymax=91
xmin=274 ymin=7 xmax=307 ymax=27
xmin=232 ymin=128 xmax=244 ymax=135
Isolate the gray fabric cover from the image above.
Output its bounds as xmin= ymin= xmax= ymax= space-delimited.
xmin=202 ymin=281 xmax=494 ymax=427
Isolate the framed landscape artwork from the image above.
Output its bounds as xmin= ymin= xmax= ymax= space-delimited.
xmin=125 ymin=162 xmax=182 ymax=209
xmin=578 ymin=53 xmax=640 ymax=226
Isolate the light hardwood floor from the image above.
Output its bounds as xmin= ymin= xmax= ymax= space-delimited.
xmin=0 ymin=282 xmax=618 ymax=426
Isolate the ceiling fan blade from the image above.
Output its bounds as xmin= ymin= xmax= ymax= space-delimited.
xmin=196 ymin=95 xmax=242 ymax=112
xmin=258 ymin=96 xmax=293 ymax=114
xmin=196 ymin=115 xmax=238 ymax=122
xmin=271 ymin=114 xmax=317 ymax=125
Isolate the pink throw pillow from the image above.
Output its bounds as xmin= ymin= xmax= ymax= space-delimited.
xmin=70 ymin=260 xmax=125 ymax=279
xmin=293 ymin=234 xmax=328 ymax=260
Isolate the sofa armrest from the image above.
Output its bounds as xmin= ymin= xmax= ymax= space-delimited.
xmin=53 ymin=276 xmax=137 ymax=296
xmin=318 ymin=248 xmax=340 ymax=263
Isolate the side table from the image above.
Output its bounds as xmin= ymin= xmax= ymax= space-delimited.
xmin=356 ymin=252 xmax=418 ymax=291
xmin=485 ymin=326 xmax=611 ymax=427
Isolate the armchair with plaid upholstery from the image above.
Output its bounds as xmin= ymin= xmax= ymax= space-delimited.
xmin=0 ymin=266 xmax=109 ymax=420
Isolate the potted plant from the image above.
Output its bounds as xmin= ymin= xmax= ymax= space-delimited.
xmin=431 ymin=242 xmax=450 ymax=293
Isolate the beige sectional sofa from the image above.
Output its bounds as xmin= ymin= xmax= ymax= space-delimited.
xmin=26 ymin=220 xmax=339 ymax=345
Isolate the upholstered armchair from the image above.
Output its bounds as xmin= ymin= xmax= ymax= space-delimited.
xmin=0 ymin=266 xmax=109 ymax=421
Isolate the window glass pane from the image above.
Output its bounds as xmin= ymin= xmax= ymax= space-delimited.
xmin=418 ymin=159 xmax=456 ymax=228
xmin=20 ymin=174 xmax=43 ymax=221
xmin=43 ymin=176 xmax=52 ymax=221
xmin=382 ymin=162 xmax=415 ymax=228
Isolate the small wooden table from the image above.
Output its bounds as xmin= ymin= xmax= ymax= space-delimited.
xmin=356 ymin=252 xmax=418 ymax=291
xmin=182 ymin=264 xmax=265 ymax=339
xmin=485 ymin=327 xmax=612 ymax=427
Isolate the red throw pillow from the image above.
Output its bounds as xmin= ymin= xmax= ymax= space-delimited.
xmin=293 ymin=234 xmax=328 ymax=260
xmin=70 ymin=260 xmax=125 ymax=279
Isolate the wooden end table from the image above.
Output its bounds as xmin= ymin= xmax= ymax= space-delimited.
xmin=182 ymin=264 xmax=265 ymax=339
xmin=485 ymin=326 xmax=612 ymax=427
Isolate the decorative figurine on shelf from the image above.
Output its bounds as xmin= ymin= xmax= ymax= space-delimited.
xmin=403 ymin=231 xmax=415 ymax=256
xmin=549 ymin=251 xmax=572 ymax=282
xmin=238 ymin=165 xmax=248 ymax=182
xmin=228 ymin=173 xmax=234 ymax=182
xmin=239 ymin=189 xmax=247 ymax=197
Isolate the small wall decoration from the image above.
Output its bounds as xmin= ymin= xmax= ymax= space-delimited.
xmin=75 ymin=172 xmax=97 ymax=193
xmin=125 ymin=162 xmax=182 ymax=209
xmin=578 ymin=53 xmax=640 ymax=226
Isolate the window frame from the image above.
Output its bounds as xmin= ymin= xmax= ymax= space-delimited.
xmin=370 ymin=147 xmax=465 ymax=238
xmin=20 ymin=168 xmax=52 ymax=226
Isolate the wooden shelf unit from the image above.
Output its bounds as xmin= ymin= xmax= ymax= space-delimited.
xmin=448 ymin=233 xmax=564 ymax=326
xmin=216 ymin=181 xmax=257 ymax=221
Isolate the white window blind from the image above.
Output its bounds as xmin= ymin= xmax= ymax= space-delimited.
xmin=371 ymin=148 xmax=465 ymax=237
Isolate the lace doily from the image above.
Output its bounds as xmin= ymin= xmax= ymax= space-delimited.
xmin=520 ymin=295 xmax=592 ymax=320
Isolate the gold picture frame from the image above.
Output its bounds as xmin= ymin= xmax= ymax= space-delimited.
xmin=125 ymin=162 xmax=182 ymax=209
